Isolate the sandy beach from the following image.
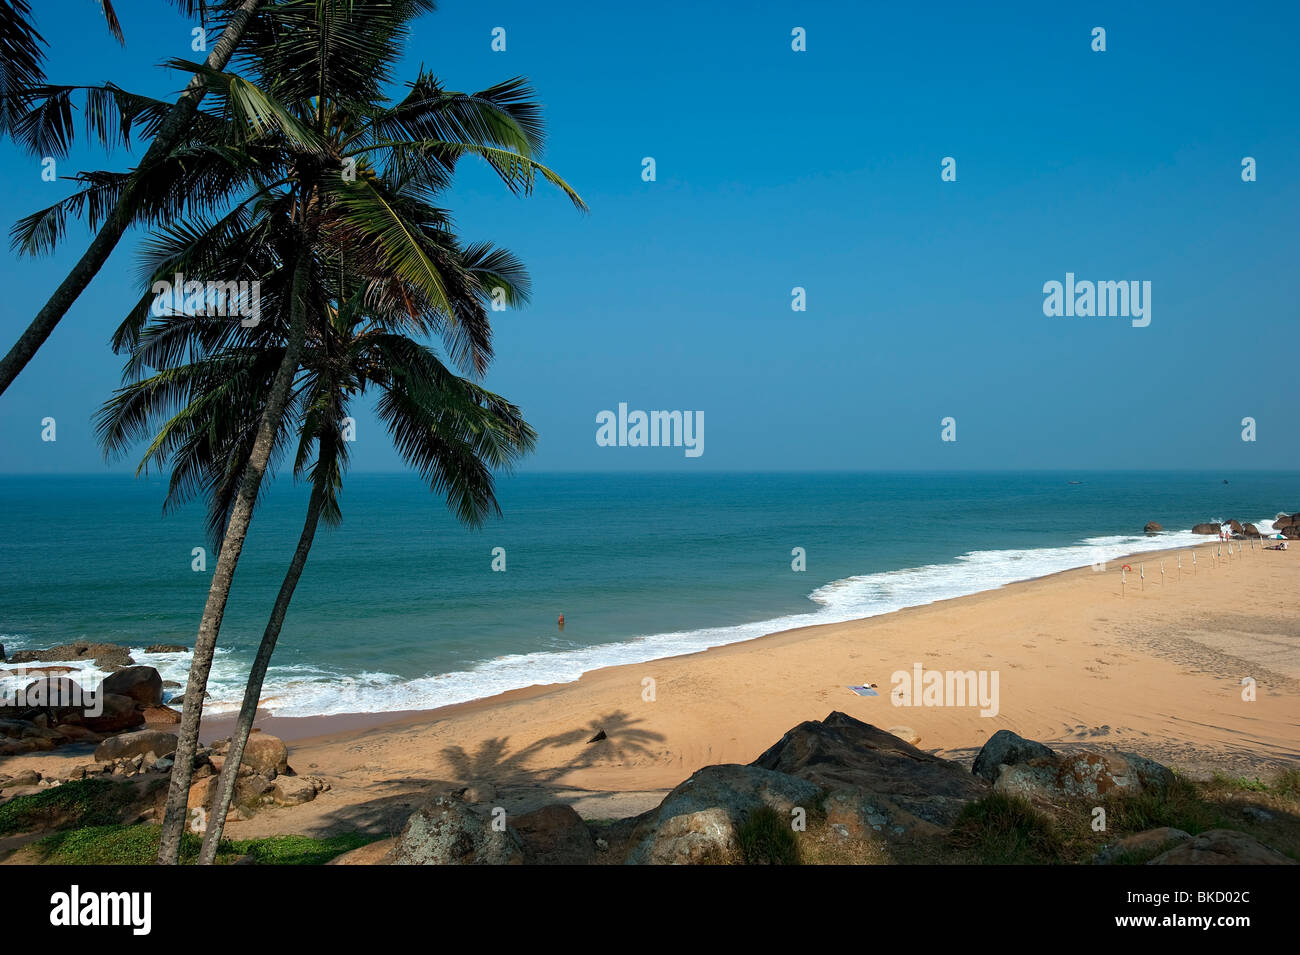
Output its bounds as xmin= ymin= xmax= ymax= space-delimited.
xmin=10 ymin=539 xmax=1298 ymax=843
xmin=169 ymin=539 xmax=1296 ymax=840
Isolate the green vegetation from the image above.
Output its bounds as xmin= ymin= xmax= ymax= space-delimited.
xmin=0 ymin=779 xmax=156 ymax=836
xmin=30 ymin=823 xmax=375 ymax=865
xmin=948 ymin=793 xmax=1064 ymax=864
xmin=737 ymin=805 xmax=802 ymax=865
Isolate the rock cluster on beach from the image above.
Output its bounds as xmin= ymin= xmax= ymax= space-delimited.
xmin=0 ymin=662 xmax=181 ymax=756
xmin=361 ymin=713 xmax=1295 ymax=866
xmin=1187 ymin=511 xmax=1299 ymax=539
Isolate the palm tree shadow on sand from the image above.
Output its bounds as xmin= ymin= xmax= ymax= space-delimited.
xmin=440 ymin=709 xmax=663 ymax=786
xmin=307 ymin=710 xmax=666 ymax=837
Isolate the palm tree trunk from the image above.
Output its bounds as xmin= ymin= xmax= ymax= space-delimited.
xmin=197 ymin=472 xmax=327 ymax=863
xmin=0 ymin=0 xmax=263 ymax=397
xmin=154 ymin=244 xmax=311 ymax=865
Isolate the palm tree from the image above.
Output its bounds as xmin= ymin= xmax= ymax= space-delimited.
xmin=100 ymin=261 xmax=537 ymax=861
xmin=88 ymin=0 xmax=582 ymax=864
xmin=0 ymin=0 xmax=265 ymax=396
xmin=2 ymin=0 xmax=123 ymax=135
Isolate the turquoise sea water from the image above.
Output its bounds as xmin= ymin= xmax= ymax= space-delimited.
xmin=0 ymin=471 xmax=1294 ymax=716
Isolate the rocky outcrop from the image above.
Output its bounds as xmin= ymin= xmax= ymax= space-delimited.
xmin=1147 ymin=829 xmax=1297 ymax=865
xmin=753 ymin=711 xmax=987 ymax=828
xmin=1242 ymin=523 xmax=1262 ymax=538
xmin=1144 ymin=521 xmax=1162 ymax=534
xmin=144 ymin=644 xmax=187 ymax=653
xmin=391 ymin=795 xmax=524 ymax=865
xmin=972 ymin=729 xmax=1056 ymax=783
xmin=1226 ymin=519 xmax=1245 ymax=535
xmin=1192 ymin=523 xmax=1222 ymax=535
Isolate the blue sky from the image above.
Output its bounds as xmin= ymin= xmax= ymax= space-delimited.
xmin=0 ymin=0 xmax=1296 ymax=473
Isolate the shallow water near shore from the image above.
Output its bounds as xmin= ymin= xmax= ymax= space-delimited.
xmin=0 ymin=470 xmax=1293 ymax=717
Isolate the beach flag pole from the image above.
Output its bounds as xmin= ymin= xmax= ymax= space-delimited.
xmin=1192 ymin=551 xmax=1197 ymax=574
xmin=1140 ymin=563 xmax=1145 ymax=591
xmin=1121 ymin=566 xmax=1126 ymax=598
xmin=1160 ymin=561 xmax=1165 ymax=586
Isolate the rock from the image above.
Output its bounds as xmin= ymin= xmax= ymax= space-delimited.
xmin=1241 ymin=806 xmax=1274 ymax=823
xmin=1095 ymin=827 xmax=1192 ymax=863
xmin=1144 ymin=521 xmax=1162 ymax=534
xmin=1 ymin=769 xmax=41 ymax=788
xmin=327 ymin=838 xmax=397 ymax=865
xmin=1 ymin=665 xmax=78 ymax=677
xmin=995 ymin=750 xmax=1174 ymax=802
xmin=886 ymin=725 xmax=921 ymax=745
xmin=93 ymin=729 xmax=178 ymax=763
xmin=972 ymin=729 xmax=1057 ymax=783
xmin=460 ymin=782 xmax=496 ymax=804
xmin=1242 ymin=523 xmax=1262 ymax=538
xmin=752 ymin=711 xmax=987 ymax=828
xmin=240 ymin=732 xmax=289 ymax=777
xmin=102 ymin=666 xmax=163 ymax=707
xmin=1225 ymin=519 xmax=1244 ymax=535
xmin=1192 ymin=523 xmax=1222 ymax=535
xmin=8 ymin=642 xmax=134 ymax=669
xmin=54 ymin=724 xmax=103 ymax=743
xmin=78 ymin=693 xmax=146 ymax=733
xmin=512 ymin=804 xmax=596 ymax=865
xmin=624 ymin=763 xmax=822 ymax=864
xmin=1147 ymin=829 xmax=1296 ymax=865
xmin=141 ymin=705 xmax=181 ymax=724
xmin=235 ymin=773 xmax=273 ymax=809
xmin=272 ymin=775 xmax=318 ymax=806
xmin=1273 ymin=512 xmax=1297 ymax=529
xmin=587 ymin=730 xmax=607 ymax=743
xmin=392 ymin=795 xmax=524 ymax=865
xmin=188 ymin=776 xmax=217 ymax=812
xmin=145 ymin=644 xmax=187 ymax=654
xmin=0 ymin=642 xmax=5 ymax=661
xmin=0 ymin=718 xmax=31 ymax=738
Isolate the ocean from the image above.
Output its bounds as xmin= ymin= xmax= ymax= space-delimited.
xmin=0 ymin=471 xmax=1293 ymax=717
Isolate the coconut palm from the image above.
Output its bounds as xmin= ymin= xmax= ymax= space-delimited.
xmin=88 ymin=0 xmax=582 ymax=864
xmin=0 ymin=0 xmax=265 ymax=396
xmin=100 ymin=253 xmax=536 ymax=860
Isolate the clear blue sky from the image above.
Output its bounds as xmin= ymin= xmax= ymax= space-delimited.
xmin=1 ymin=0 xmax=1296 ymax=473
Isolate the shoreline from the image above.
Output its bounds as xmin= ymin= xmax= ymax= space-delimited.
xmin=200 ymin=537 xmax=1289 ymax=746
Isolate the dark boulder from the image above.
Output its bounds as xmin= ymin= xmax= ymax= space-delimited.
xmin=972 ymin=729 xmax=1056 ymax=783
xmin=102 ymin=666 xmax=163 ymax=707
xmin=752 ymin=710 xmax=988 ymax=828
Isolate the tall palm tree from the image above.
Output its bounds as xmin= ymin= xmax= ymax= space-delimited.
xmin=88 ymin=0 xmax=582 ymax=864
xmin=100 ymin=261 xmax=537 ymax=861
xmin=0 ymin=0 xmax=264 ymax=396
